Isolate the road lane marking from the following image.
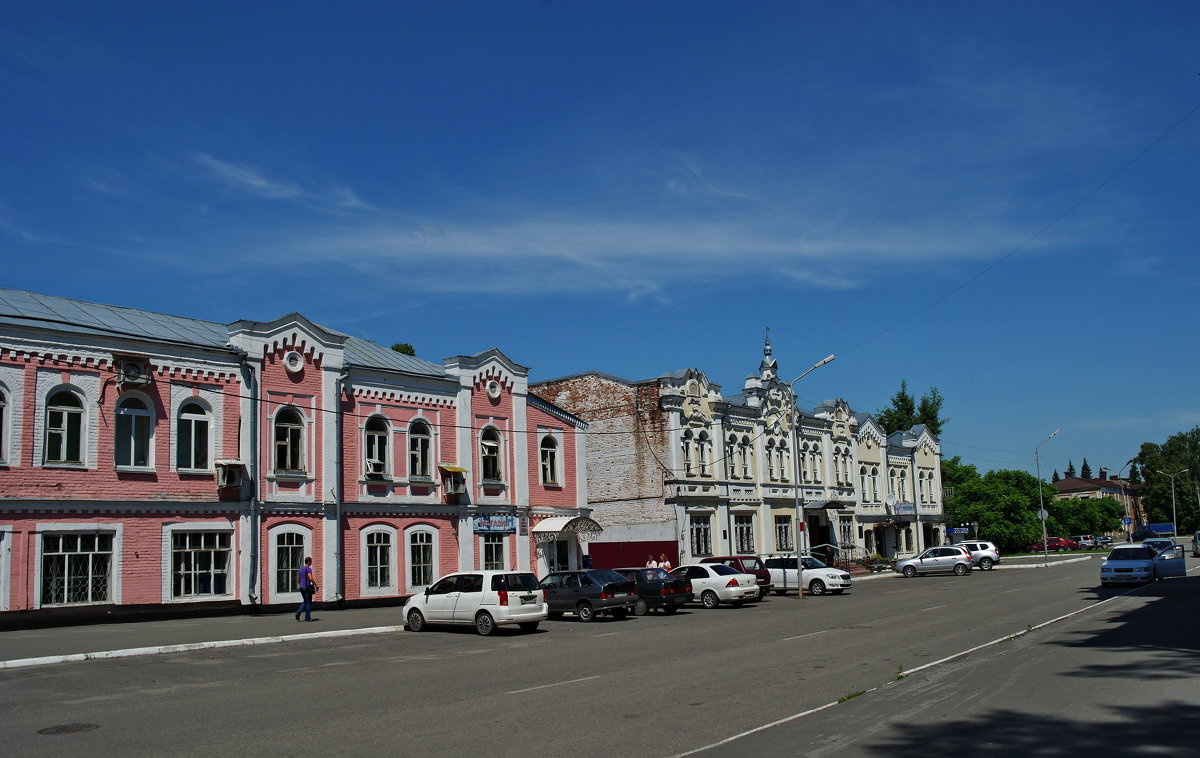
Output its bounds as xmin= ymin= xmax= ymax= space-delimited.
xmin=506 ymin=675 xmax=600 ymax=694
xmin=918 ymin=604 xmax=946 ymax=612
xmin=782 ymin=630 xmax=828 ymax=642
xmin=1002 ymin=588 xmax=1023 ymax=594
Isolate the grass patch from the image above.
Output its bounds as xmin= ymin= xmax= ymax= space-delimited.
xmin=837 ymin=691 xmax=867 ymax=703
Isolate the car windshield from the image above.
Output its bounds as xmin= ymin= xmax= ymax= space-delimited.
xmin=740 ymin=557 xmax=764 ymax=570
xmin=709 ymin=564 xmax=739 ymax=576
xmin=801 ymin=557 xmax=827 ymax=569
xmin=1108 ymin=548 xmax=1154 ymax=560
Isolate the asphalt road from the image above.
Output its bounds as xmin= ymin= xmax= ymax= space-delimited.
xmin=0 ymin=558 xmax=1194 ymax=757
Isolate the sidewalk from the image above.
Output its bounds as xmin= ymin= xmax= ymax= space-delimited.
xmin=0 ymin=604 xmax=408 ymax=670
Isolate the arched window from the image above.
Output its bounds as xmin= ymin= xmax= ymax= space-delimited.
xmin=766 ymin=440 xmax=776 ymax=480
xmin=860 ymin=465 xmax=869 ymax=496
xmin=810 ymin=443 xmax=822 ymax=483
xmin=177 ymin=401 xmax=210 ymax=471
xmin=362 ymin=525 xmax=397 ymax=594
xmin=0 ymin=387 xmax=8 ymax=464
xmin=725 ymin=434 xmax=737 ymax=478
xmin=480 ymin=428 xmax=502 ymax=481
xmin=406 ymin=526 xmax=438 ymax=590
xmin=740 ymin=435 xmax=752 ymax=478
xmin=681 ymin=430 xmax=694 ymax=475
xmin=540 ymin=435 xmax=559 ymax=485
xmin=778 ymin=441 xmax=789 ymax=481
xmin=271 ymin=526 xmax=308 ymax=596
xmin=871 ymin=466 xmax=881 ymax=502
xmin=408 ymin=420 xmax=431 ymax=478
xmin=274 ymin=408 xmax=305 ymax=473
xmin=364 ymin=416 xmax=389 ymax=476
xmin=46 ymin=390 xmax=84 ymax=465
xmin=697 ymin=431 xmax=710 ymax=476
xmin=115 ymin=395 xmax=153 ymax=468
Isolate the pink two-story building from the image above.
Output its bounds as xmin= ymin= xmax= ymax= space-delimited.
xmin=0 ymin=287 xmax=593 ymax=626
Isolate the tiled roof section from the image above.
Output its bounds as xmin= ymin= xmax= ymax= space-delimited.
xmin=342 ymin=336 xmax=445 ymax=377
xmin=0 ymin=286 xmax=230 ymax=348
xmin=1053 ymin=476 xmax=1141 ymax=494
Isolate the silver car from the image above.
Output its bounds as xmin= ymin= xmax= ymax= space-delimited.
xmin=958 ymin=540 xmax=1000 ymax=570
xmin=895 ymin=546 xmax=972 ymax=577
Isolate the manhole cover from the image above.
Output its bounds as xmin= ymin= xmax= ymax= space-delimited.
xmin=38 ymin=724 xmax=100 ymax=735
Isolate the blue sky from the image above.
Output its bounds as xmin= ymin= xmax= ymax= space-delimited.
xmin=3 ymin=1 xmax=1198 ymax=478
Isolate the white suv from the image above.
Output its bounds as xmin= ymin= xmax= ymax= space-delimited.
xmin=958 ymin=541 xmax=1001 ymax=570
xmin=404 ymin=571 xmax=547 ymax=636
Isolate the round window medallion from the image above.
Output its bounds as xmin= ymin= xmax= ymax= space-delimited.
xmin=486 ymin=380 xmax=502 ymax=399
xmin=283 ymin=351 xmax=304 ymax=374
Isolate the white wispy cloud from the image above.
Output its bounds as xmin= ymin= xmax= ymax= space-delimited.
xmin=191 ymin=152 xmax=369 ymax=211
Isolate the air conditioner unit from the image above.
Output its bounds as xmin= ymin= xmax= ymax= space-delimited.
xmin=217 ymin=464 xmax=243 ymax=488
xmin=365 ymin=459 xmax=386 ymax=476
xmin=444 ymin=479 xmax=466 ymax=495
xmin=119 ymin=359 xmax=151 ymax=384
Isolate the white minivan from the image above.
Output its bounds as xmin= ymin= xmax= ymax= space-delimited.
xmin=404 ymin=571 xmax=547 ymax=636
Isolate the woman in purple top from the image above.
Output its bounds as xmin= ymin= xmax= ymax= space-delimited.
xmin=295 ymin=556 xmax=317 ymax=622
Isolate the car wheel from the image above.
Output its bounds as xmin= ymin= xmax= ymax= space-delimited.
xmin=633 ymin=597 xmax=649 ymax=616
xmin=406 ymin=609 xmax=426 ymax=632
xmin=701 ymin=590 xmax=720 ymax=609
xmin=954 ymin=563 xmax=969 ymax=576
xmin=809 ymin=579 xmax=826 ymax=596
xmin=518 ymin=621 xmax=540 ymax=633
xmin=611 ymin=608 xmax=629 ymax=620
xmin=902 ymin=565 xmax=917 ymax=578
xmin=979 ymin=557 xmax=994 ymax=571
xmin=577 ymin=601 xmax=596 ymax=622
xmin=662 ymin=606 xmax=679 ymax=614
xmin=474 ymin=612 xmax=497 ymax=636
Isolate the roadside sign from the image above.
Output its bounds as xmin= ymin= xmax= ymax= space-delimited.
xmin=1124 ymin=517 xmax=1132 ymax=526
xmin=947 ymin=528 xmax=969 ymax=534
xmin=1037 ymin=509 xmax=1048 ymax=520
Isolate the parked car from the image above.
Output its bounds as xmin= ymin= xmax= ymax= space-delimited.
xmin=1192 ymin=530 xmax=1200 ymax=558
xmin=762 ymin=555 xmax=852 ymax=595
xmin=1069 ymin=535 xmax=1098 ymax=549
xmin=613 ymin=567 xmax=693 ymax=615
xmin=1095 ymin=535 xmax=1114 ymax=547
xmin=1099 ymin=545 xmax=1187 ymax=586
xmin=699 ymin=555 xmax=773 ymax=600
xmin=539 ymin=569 xmax=637 ymax=622
xmin=894 ymin=546 xmax=972 ymax=577
xmin=404 ymin=571 xmax=546 ymax=636
xmin=958 ymin=540 xmax=1001 ymax=570
xmin=1140 ymin=538 xmax=1179 ymax=554
xmin=669 ymin=564 xmax=760 ymax=608
xmin=1029 ymin=537 xmax=1079 ymax=552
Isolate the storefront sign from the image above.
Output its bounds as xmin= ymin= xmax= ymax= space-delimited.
xmin=891 ymin=502 xmax=916 ymax=516
xmin=473 ymin=515 xmax=517 ymax=533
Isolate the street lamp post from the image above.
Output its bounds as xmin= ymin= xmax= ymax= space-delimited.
xmin=1035 ymin=429 xmax=1060 ymax=567
xmin=1156 ymin=467 xmax=1188 ymax=538
xmin=790 ymin=354 xmax=835 ymax=598
xmin=1100 ymin=460 xmax=1134 ymax=542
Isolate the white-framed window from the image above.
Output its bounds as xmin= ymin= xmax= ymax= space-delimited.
xmin=689 ymin=514 xmax=712 ymax=557
xmin=766 ymin=440 xmax=776 ymax=480
xmin=408 ymin=420 xmax=432 ymax=478
xmin=778 ymin=441 xmax=790 ymax=481
xmin=40 ymin=531 xmax=115 ymax=606
xmin=810 ymin=443 xmax=822 ymax=484
xmin=177 ymin=400 xmax=211 ymax=471
xmin=482 ymin=533 xmax=506 ymax=570
xmin=270 ymin=526 xmax=308 ymax=597
xmin=734 ymin=513 xmax=755 ymax=553
xmin=540 ymin=434 xmax=560 ymax=485
xmin=45 ymin=389 xmax=85 ymax=465
xmin=362 ymin=525 xmax=397 ymax=595
xmin=740 ymin=435 xmax=752 ymax=478
xmin=406 ymin=525 xmax=439 ymax=590
xmin=115 ymin=393 xmax=154 ymax=469
xmin=274 ymin=407 xmax=305 ymax=473
xmin=871 ymin=466 xmax=881 ymax=502
xmin=480 ymin=428 xmax=502 ymax=481
xmin=364 ymin=416 xmax=389 ymax=477
xmin=697 ymin=431 xmax=711 ymax=476
xmin=681 ymin=430 xmax=694 ymax=476
xmin=775 ymin=515 xmax=793 ymax=551
xmin=171 ymin=530 xmax=232 ymax=598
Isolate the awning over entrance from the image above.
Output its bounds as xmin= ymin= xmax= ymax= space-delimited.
xmin=439 ymin=464 xmax=468 ymax=473
xmin=532 ymin=515 xmax=603 ymax=543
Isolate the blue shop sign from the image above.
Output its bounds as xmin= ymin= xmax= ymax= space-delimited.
xmin=473 ymin=515 xmax=517 ymax=534
xmin=892 ymin=503 xmax=916 ymax=516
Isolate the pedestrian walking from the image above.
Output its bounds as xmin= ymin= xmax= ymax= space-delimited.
xmin=658 ymin=554 xmax=672 ymax=571
xmin=295 ymin=556 xmax=318 ymax=622
xmin=645 ymin=554 xmax=659 ymax=568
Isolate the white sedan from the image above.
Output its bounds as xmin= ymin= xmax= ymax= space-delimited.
xmin=670 ymin=564 xmax=760 ymax=608
xmin=1100 ymin=545 xmax=1187 ymax=586
xmin=764 ymin=556 xmax=853 ymax=596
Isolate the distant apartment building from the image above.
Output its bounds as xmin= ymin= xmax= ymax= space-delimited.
xmin=532 ymin=338 xmax=944 ymax=567
xmin=1053 ymin=474 xmax=1144 ymax=529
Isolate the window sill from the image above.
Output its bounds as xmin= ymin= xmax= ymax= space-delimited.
xmin=271 ymin=471 xmax=311 ymax=481
xmin=42 ymin=462 xmax=88 ymax=470
xmin=177 ymin=468 xmax=214 ymax=476
xmin=480 ymin=479 xmax=508 ymax=487
xmin=116 ymin=466 xmax=156 ymax=474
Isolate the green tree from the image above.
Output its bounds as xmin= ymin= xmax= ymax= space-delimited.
xmin=1064 ymin=460 xmax=1076 ymax=478
xmin=1080 ymin=459 xmax=1092 ymax=479
xmin=877 ymin=381 xmax=948 ymax=436
xmin=1135 ymin=429 xmax=1200 ymax=531
xmin=1052 ymin=469 xmax=1061 ymax=483
xmin=391 ymin=342 xmax=416 ymax=356
xmin=942 ymin=459 xmax=1047 ymax=553
xmin=1128 ymin=462 xmax=1141 ymax=484
xmin=1051 ymin=496 xmax=1124 ymax=536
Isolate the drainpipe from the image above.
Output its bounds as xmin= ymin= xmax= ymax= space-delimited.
xmin=334 ymin=368 xmax=349 ymax=609
xmin=234 ymin=348 xmax=261 ymax=607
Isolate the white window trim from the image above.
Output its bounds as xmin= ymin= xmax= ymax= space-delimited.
xmin=0 ymin=385 xmax=9 ymax=465
xmin=160 ymin=521 xmax=237 ymax=603
xmin=114 ymin=390 xmax=156 ymax=472
xmin=360 ymin=524 xmax=399 ymax=597
xmin=363 ymin=415 xmax=392 ymax=479
xmin=174 ymin=397 xmax=215 ymax=474
xmin=41 ymin=384 xmax=90 ymax=468
xmin=479 ymin=426 xmax=505 ymax=484
xmin=271 ymin=406 xmax=308 ymax=476
xmin=407 ymin=417 xmax=434 ymax=480
xmin=405 ymin=524 xmax=440 ymax=593
xmin=0 ymin=525 xmax=12 ymax=612
xmin=479 ymin=532 xmax=509 ymax=571
xmin=267 ymin=523 xmax=311 ymax=603
xmin=33 ymin=523 xmax=124 ymax=610
xmin=538 ymin=430 xmax=563 ymax=487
